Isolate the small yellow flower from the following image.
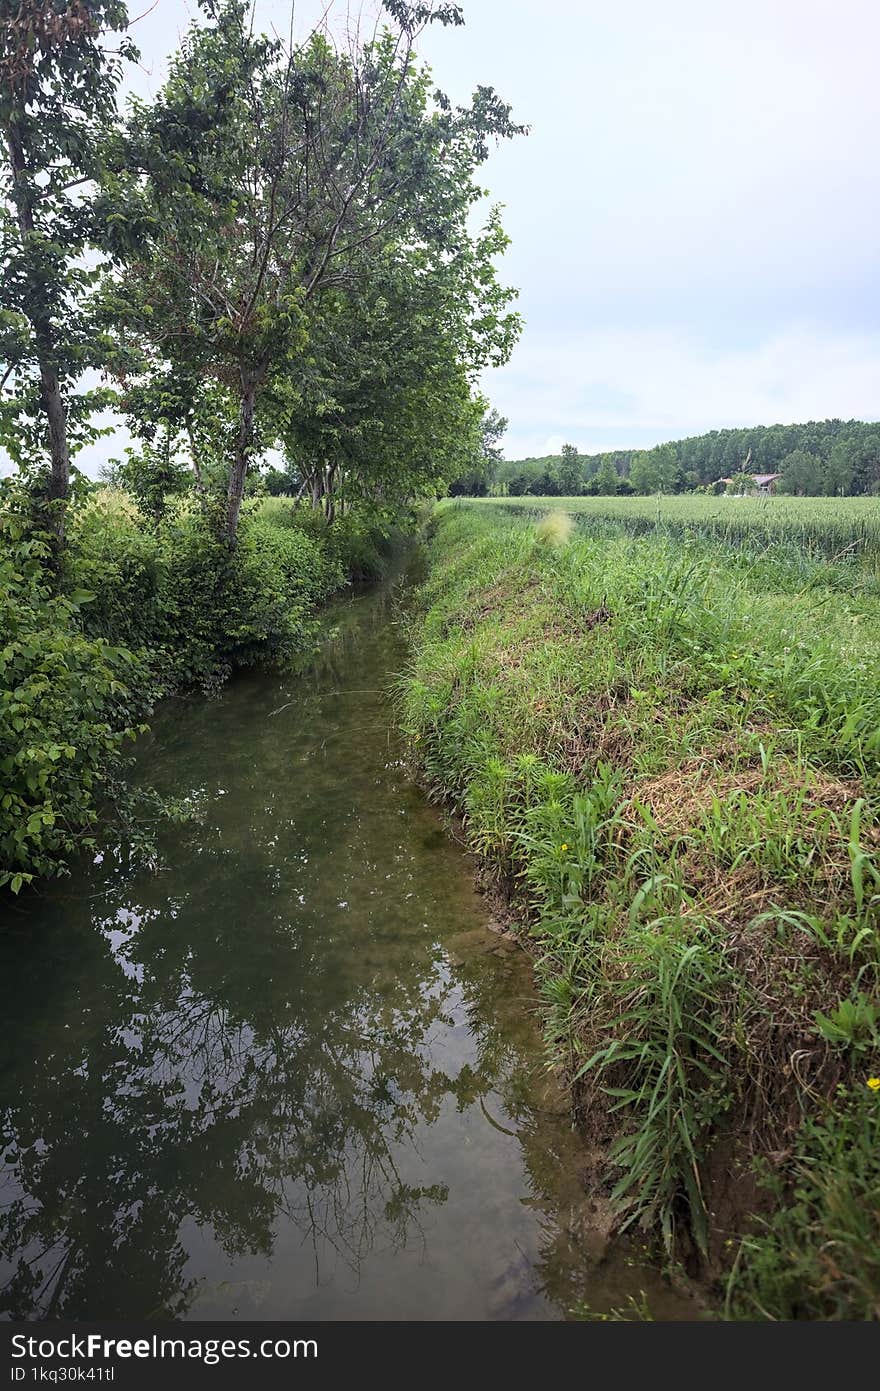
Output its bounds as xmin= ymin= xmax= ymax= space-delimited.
xmin=868 ymin=1077 xmax=880 ymax=1091
xmin=560 ymin=843 xmax=569 ymax=852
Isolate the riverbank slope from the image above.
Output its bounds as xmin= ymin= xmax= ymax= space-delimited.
xmin=400 ymin=501 xmax=880 ymax=1319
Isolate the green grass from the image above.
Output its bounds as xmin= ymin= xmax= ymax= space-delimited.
xmin=400 ymin=500 xmax=880 ymax=1316
xmin=725 ymin=1087 xmax=880 ymax=1320
xmin=472 ymin=494 xmax=880 ymax=572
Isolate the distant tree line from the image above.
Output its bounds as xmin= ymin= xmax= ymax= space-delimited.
xmin=448 ymin=420 xmax=880 ymax=497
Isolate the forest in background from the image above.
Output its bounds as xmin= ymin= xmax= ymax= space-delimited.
xmin=451 ymin=418 xmax=880 ymax=497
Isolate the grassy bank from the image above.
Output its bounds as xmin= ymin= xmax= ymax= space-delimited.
xmin=400 ymin=501 xmax=880 ymax=1318
xmin=0 ymin=484 xmax=392 ymax=891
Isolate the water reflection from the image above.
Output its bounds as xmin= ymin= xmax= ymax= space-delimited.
xmin=1 ymin=570 xmax=685 ymax=1321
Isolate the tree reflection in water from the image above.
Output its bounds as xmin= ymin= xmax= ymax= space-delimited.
xmin=1 ymin=575 xmax=682 ymax=1322
xmin=1 ymin=879 xmax=527 ymax=1318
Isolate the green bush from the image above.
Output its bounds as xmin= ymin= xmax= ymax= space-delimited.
xmin=64 ymin=491 xmax=348 ymax=693
xmin=224 ymin=507 xmax=344 ymax=671
xmin=255 ymin=497 xmax=389 ymax=581
xmin=2 ymin=483 xmax=388 ymax=888
xmin=65 ymin=490 xmax=165 ymax=648
xmin=0 ymin=501 xmax=153 ymax=889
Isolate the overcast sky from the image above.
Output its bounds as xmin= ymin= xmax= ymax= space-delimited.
xmin=39 ymin=1 xmax=880 ymax=466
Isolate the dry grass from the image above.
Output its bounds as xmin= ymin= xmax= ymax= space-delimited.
xmin=628 ymin=760 xmax=861 ymax=838
xmin=535 ymin=510 xmax=575 ymax=547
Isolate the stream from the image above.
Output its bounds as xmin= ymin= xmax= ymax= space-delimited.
xmin=0 ymin=563 xmax=690 ymax=1321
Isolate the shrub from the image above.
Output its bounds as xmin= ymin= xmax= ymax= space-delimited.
xmin=65 ymin=489 xmax=165 ymax=648
xmin=2 ymin=482 xmax=385 ymax=887
xmin=64 ymin=493 xmax=349 ymax=692
xmin=0 ymin=500 xmax=153 ymax=889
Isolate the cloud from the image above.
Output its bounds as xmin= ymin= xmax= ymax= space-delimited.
xmin=488 ymin=323 xmax=880 ymax=458
xmin=34 ymin=322 xmax=879 ymax=477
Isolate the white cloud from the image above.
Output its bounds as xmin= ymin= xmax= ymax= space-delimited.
xmin=13 ymin=323 xmax=878 ymax=479
xmin=489 ymin=324 xmax=880 ymax=458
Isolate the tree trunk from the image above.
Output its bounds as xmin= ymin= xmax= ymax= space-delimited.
xmin=39 ymin=355 xmax=69 ymax=509
xmin=309 ymin=467 xmax=322 ymax=509
xmin=6 ymin=120 xmax=69 ymax=537
xmin=226 ymin=378 xmax=257 ymax=543
xmin=291 ymin=476 xmax=309 ymax=506
xmin=323 ymin=464 xmax=337 ymax=524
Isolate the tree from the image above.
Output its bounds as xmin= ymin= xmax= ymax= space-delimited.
xmin=628 ymin=450 xmax=657 ymax=494
xmin=557 ymin=442 xmax=581 ymax=495
xmin=825 ymin=433 xmax=880 ymax=495
xmin=0 ymin=0 xmax=135 ymax=537
xmin=824 ymin=439 xmax=856 ymax=496
xmin=271 ymin=210 xmax=519 ymax=519
xmin=726 ymin=472 xmax=757 ymax=495
xmin=111 ymin=355 xmax=238 ymax=495
xmin=652 ymin=443 xmax=680 ymax=492
xmin=778 ymin=448 xmax=823 ymax=496
xmin=102 ymin=436 xmax=192 ymax=523
xmin=261 ymin=462 xmax=301 ymax=497
xmin=592 ymin=456 xmax=619 ymax=495
xmin=112 ymin=0 xmax=524 ymax=542
xmin=447 ymin=404 xmax=508 ymax=496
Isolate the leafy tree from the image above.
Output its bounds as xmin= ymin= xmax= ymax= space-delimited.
xmin=0 ymin=0 xmax=135 ymax=535
xmin=824 ymin=439 xmax=856 ymax=496
xmin=447 ymin=404 xmax=508 ymax=496
xmin=112 ymin=358 xmax=237 ymax=495
xmin=111 ymin=0 xmax=523 ymax=541
xmin=102 ymin=436 xmax=192 ymax=522
xmin=653 ymin=443 xmax=680 ymax=492
xmin=261 ymin=462 xmax=301 ymax=497
xmin=825 ymin=433 xmax=880 ymax=496
xmin=630 ymin=444 xmax=679 ymax=493
xmin=779 ymin=448 xmax=823 ymax=496
xmin=725 ymin=472 xmax=757 ymax=495
xmin=556 ymin=442 xmax=581 ymax=495
xmin=505 ymin=469 xmax=530 ymax=496
xmin=274 ymin=211 xmax=519 ymax=518
xmin=592 ymin=456 xmax=619 ymax=495
xmin=628 ymin=450 xmax=656 ymax=494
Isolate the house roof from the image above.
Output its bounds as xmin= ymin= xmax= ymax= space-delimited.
xmin=717 ymin=472 xmax=782 ymax=486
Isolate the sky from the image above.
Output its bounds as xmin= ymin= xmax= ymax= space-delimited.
xmin=13 ymin=0 xmax=880 ymax=468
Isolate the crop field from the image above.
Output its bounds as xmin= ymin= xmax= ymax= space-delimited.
xmin=403 ymin=499 xmax=880 ymax=1318
xmin=471 ymin=494 xmax=880 ymax=570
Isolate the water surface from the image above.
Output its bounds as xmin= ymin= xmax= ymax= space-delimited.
xmin=0 ymin=570 xmax=688 ymax=1320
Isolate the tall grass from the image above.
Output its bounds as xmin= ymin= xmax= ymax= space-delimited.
xmin=470 ymin=494 xmax=880 ymax=572
xmin=401 ymin=501 xmax=880 ymax=1315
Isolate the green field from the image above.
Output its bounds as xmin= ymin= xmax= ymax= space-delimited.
xmin=471 ymin=494 xmax=880 ymax=570
xmin=403 ymin=499 xmax=880 ymax=1317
